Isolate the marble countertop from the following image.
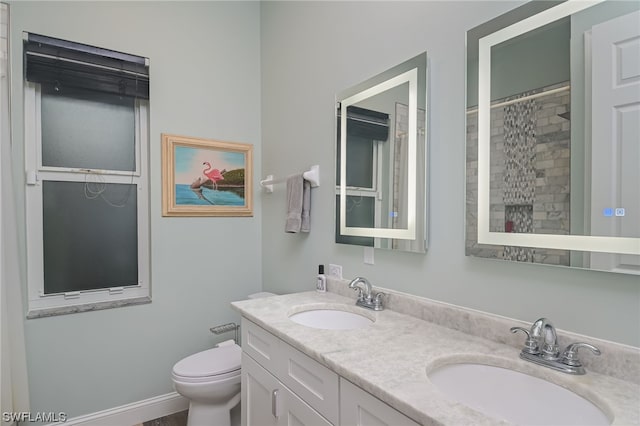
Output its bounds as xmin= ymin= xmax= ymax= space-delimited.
xmin=232 ymin=291 xmax=640 ymax=425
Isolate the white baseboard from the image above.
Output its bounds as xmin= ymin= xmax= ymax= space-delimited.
xmin=47 ymin=392 xmax=189 ymax=426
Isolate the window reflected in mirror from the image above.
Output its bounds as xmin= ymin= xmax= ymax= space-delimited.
xmin=335 ymin=52 xmax=428 ymax=253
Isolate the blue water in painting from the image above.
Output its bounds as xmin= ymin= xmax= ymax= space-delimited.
xmin=175 ymin=184 xmax=244 ymax=206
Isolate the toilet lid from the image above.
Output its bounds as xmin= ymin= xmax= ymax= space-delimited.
xmin=173 ymin=344 xmax=241 ymax=378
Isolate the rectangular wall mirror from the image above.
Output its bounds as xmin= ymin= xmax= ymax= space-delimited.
xmin=336 ymin=52 xmax=428 ymax=253
xmin=466 ymin=0 xmax=640 ymax=274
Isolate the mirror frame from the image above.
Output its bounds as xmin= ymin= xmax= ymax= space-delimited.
xmin=476 ymin=0 xmax=639 ymax=255
xmin=337 ymin=52 xmax=427 ymax=241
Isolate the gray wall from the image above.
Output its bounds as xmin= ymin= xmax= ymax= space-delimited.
xmin=260 ymin=1 xmax=640 ymax=347
xmin=9 ymin=1 xmax=262 ymax=418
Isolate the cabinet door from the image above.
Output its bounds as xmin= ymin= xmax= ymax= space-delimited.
xmin=280 ymin=388 xmax=333 ymax=426
xmin=243 ymin=353 xmax=333 ymax=426
xmin=243 ymin=353 xmax=279 ymax=426
xmin=339 ymin=379 xmax=420 ymax=426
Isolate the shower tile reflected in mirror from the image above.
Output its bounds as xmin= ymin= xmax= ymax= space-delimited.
xmin=466 ymin=82 xmax=572 ymax=266
xmin=465 ymin=1 xmax=640 ymax=274
xmin=392 ymin=103 xmax=426 ymax=251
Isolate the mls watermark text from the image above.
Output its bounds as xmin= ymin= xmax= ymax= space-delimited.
xmin=2 ymin=411 xmax=67 ymax=423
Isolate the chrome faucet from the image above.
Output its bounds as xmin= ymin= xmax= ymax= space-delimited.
xmin=511 ymin=318 xmax=601 ymax=375
xmin=530 ymin=318 xmax=560 ymax=360
xmin=348 ymin=277 xmax=385 ymax=311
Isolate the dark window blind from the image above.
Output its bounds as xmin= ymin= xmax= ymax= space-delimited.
xmin=24 ymin=33 xmax=149 ymax=99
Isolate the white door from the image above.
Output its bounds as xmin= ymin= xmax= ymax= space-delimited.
xmin=590 ymin=10 xmax=640 ymax=273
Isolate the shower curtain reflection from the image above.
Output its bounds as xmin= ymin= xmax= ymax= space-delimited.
xmin=392 ymin=103 xmax=426 ymax=252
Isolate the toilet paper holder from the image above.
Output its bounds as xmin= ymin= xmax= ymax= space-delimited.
xmin=210 ymin=322 xmax=240 ymax=345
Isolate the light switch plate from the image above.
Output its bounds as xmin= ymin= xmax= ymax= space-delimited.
xmin=328 ymin=264 xmax=342 ymax=278
xmin=364 ymin=247 xmax=375 ymax=265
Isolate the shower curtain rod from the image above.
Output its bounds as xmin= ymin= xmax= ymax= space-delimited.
xmin=466 ymin=84 xmax=570 ymax=115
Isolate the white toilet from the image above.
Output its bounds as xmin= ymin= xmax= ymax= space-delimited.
xmin=172 ymin=292 xmax=274 ymax=426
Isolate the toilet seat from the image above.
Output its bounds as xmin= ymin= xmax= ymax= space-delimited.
xmin=172 ymin=368 xmax=240 ymax=384
xmin=172 ymin=344 xmax=241 ymax=382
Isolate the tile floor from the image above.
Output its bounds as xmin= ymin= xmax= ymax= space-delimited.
xmin=138 ymin=410 xmax=188 ymax=426
xmin=135 ymin=404 xmax=240 ymax=426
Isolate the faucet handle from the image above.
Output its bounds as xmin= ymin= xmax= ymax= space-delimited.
xmin=561 ymin=342 xmax=601 ymax=367
xmin=373 ymin=292 xmax=385 ymax=308
xmin=510 ymin=327 xmax=539 ymax=354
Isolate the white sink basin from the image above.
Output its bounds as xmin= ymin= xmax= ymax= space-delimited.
xmin=428 ymin=363 xmax=609 ymax=425
xmin=288 ymin=308 xmax=373 ymax=330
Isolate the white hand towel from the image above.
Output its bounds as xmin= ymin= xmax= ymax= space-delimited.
xmin=301 ymin=180 xmax=311 ymax=232
xmin=285 ymin=174 xmax=304 ymax=233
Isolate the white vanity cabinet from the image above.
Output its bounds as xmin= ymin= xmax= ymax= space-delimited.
xmin=241 ymin=318 xmax=421 ymax=426
xmin=242 ymin=353 xmax=332 ymax=426
xmin=241 ymin=318 xmax=338 ymax=426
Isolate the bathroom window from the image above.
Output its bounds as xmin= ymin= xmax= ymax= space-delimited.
xmin=335 ymin=106 xmax=389 ymax=246
xmin=23 ymin=33 xmax=150 ymax=316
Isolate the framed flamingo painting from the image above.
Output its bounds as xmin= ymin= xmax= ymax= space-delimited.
xmin=161 ymin=134 xmax=253 ymax=217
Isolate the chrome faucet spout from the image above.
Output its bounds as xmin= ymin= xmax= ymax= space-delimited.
xmin=530 ymin=318 xmax=552 ymax=343
xmin=531 ymin=318 xmax=559 ymax=360
xmin=347 ymin=277 xmax=384 ymax=311
xmin=348 ymin=277 xmax=372 ymax=300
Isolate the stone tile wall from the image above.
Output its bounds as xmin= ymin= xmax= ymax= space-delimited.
xmin=466 ymin=82 xmax=571 ymax=265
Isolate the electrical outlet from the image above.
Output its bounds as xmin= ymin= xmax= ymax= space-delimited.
xmin=328 ymin=264 xmax=343 ymax=279
xmin=364 ymin=247 xmax=375 ymax=265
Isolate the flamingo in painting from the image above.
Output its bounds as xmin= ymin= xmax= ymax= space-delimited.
xmin=202 ymin=162 xmax=225 ymax=189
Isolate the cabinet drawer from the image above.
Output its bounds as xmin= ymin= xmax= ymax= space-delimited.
xmin=277 ymin=343 xmax=339 ymax=425
xmin=242 ymin=318 xmax=280 ymax=373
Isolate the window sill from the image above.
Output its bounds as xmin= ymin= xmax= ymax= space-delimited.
xmin=26 ymin=296 xmax=151 ymax=319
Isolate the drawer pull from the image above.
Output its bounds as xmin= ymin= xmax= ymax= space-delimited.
xmin=271 ymin=388 xmax=280 ymax=417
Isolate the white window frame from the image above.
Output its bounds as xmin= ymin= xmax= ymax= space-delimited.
xmin=335 ymin=140 xmax=383 ymax=229
xmin=24 ymin=82 xmax=150 ymax=317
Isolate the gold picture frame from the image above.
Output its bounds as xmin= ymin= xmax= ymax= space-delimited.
xmin=162 ymin=134 xmax=253 ymax=217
